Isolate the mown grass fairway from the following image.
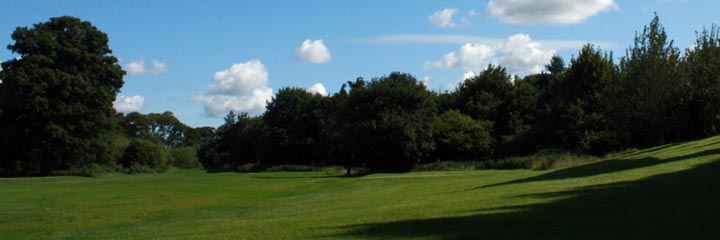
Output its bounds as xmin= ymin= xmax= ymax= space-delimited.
xmin=2 ymin=137 xmax=720 ymax=239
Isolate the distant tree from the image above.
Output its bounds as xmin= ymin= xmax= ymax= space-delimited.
xmin=685 ymin=25 xmax=720 ymax=137
xmin=0 ymin=16 xmax=124 ymax=176
xmin=122 ymin=111 xmax=197 ymax=148
xmin=456 ymin=65 xmax=513 ymax=154
xmin=499 ymin=74 xmax=544 ymax=156
xmin=120 ymin=139 xmax=169 ymax=173
xmin=618 ymin=14 xmax=687 ymax=146
xmin=343 ymin=72 xmax=436 ymax=172
xmin=433 ymin=110 xmax=494 ymax=161
xmin=262 ymin=87 xmax=327 ymax=165
xmin=197 ymin=112 xmax=264 ymax=170
xmin=546 ymin=55 xmax=566 ymax=76
xmin=558 ymin=44 xmax=619 ymax=153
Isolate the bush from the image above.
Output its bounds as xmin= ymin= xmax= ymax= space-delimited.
xmin=415 ymin=161 xmax=483 ymax=171
xmin=109 ymin=134 xmax=131 ymax=165
xmin=237 ymin=163 xmax=266 ymax=173
xmin=481 ymin=150 xmax=601 ymax=170
xmin=120 ymin=139 xmax=169 ymax=173
xmin=169 ymin=147 xmax=200 ymax=169
xmin=263 ymin=165 xmax=319 ymax=172
xmin=434 ymin=110 xmax=495 ymax=161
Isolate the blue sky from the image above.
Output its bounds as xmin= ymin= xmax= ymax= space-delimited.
xmin=0 ymin=0 xmax=715 ymax=127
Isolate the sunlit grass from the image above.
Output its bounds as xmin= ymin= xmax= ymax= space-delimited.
xmin=2 ymin=136 xmax=720 ymax=239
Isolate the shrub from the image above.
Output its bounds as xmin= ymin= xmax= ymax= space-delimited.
xmin=481 ymin=150 xmax=601 ymax=170
xmin=109 ymin=134 xmax=131 ymax=165
xmin=120 ymin=139 xmax=169 ymax=173
xmin=169 ymin=147 xmax=200 ymax=169
xmin=263 ymin=165 xmax=319 ymax=172
xmin=415 ymin=161 xmax=483 ymax=171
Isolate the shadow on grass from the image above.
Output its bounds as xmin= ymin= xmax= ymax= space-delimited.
xmin=335 ymin=160 xmax=720 ymax=240
xmin=477 ymin=148 xmax=720 ymax=189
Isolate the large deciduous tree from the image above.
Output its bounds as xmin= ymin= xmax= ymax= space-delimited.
xmin=618 ymin=14 xmax=687 ymax=146
xmin=343 ymin=72 xmax=436 ymax=172
xmin=456 ymin=65 xmax=513 ymax=154
xmin=0 ymin=16 xmax=124 ymax=176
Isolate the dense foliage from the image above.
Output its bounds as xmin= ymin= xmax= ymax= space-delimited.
xmin=199 ymin=14 xmax=720 ymax=173
xmin=0 ymin=16 xmax=124 ymax=176
xmin=4 ymin=15 xmax=720 ymax=176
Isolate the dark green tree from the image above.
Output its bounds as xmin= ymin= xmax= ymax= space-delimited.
xmin=618 ymin=14 xmax=687 ymax=146
xmin=120 ymin=139 xmax=169 ymax=173
xmin=121 ymin=111 xmax=197 ymax=148
xmin=197 ymin=112 xmax=264 ymax=170
xmin=557 ymin=44 xmax=619 ymax=153
xmin=433 ymin=110 xmax=494 ymax=161
xmin=262 ymin=87 xmax=327 ymax=165
xmin=0 ymin=16 xmax=124 ymax=176
xmin=456 ymin=65 xmax=513 ymax=154
xmin=685 ymin=25 xmax=720 ymax=137
xmin=343 ymin=72 xmax=436 ymax=172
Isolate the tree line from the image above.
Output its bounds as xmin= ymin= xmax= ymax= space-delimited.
xmin=2 ymin=15 xmax=720 ymax=176
xmin=0 ymin=17 xmax=212 ymax=176
xmin=199 ymin=14 xmax=720 ymax=173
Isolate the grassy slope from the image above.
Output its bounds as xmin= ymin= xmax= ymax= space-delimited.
xmin=2 ymin=137 xmax=720 ymax=239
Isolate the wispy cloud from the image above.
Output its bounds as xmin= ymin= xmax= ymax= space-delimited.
xmin=357 ymin=34 xmax=615 ymax=49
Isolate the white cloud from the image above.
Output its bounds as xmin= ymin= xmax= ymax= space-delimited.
xmin=486 ymin=0 xmax=618 ymax=25
xmin=467 ymin=9 xmax=481 ymax=17
xmin=297 ymin=39 xmax=331 ymax=64
xmin=361 ymin=34 xmax=614 ymax=49
xmin=192 ymin=87 xmax=273 ymax=117
xmin=124 ymin=60 xmax=146 ymax=75
xmin=114 ymin=95 xmax=144 ymax=113
xmin=426 ymin=43 xmax=495 ymax=72
xmin=209 ymin=60 xmax=269 ymax=95
xmin=499 ymin=34 xmax=556 ymax=74
xmin=193 ymin=60 xmax=274 ymax=117
xmin=124 ymin=59 xmax=168 ymax=76
xmin=429 ymin=8 xmax=458 ymax=28
xmin=426 ymin=34 xmax=555 ymax=75
xmin=307 ymin=83 xmax=328 ymax=96
xmin=152 ymin=60 xmax=168 ymax=75
xmin=462 ymin=71 xmax=476 ymax=81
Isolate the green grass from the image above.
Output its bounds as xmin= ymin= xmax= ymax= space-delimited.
xmin=2 ymin=137 xmax=720 ymax=239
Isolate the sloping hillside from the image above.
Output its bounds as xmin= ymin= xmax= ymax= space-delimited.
xmin=1 ymin=137 xmax=719 ymax=239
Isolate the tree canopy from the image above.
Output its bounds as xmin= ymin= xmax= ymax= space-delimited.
xmin=5 ymin=14 xmax=720 ymax=176
xmin=0 ymin=16 xmax=124 ymax=176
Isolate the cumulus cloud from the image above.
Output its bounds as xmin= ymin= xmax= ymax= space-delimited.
xmin=114 ymin=95 xmax=144 ymax=113
xmin=486 ymin=0 xmax=618 ymax=25
xmin=426 ymin=43 xmax=495 ymax=71
xmin=429 ymin=8 xmax=458 ymax=28
xmin=124 ymin=60 xmax=146 ymax=75
xmin=499 ymin=34 xmax=556 ymax=74
xmin=426 ymin=34 xmax=555 ymax=75
xmin=151 ymin=60 xmax=168 ymax=75
xmin=193 ymin=60 xmax=274 ymax=117
xmin=192 ymin=87 xmax=273 ymax=117
xmin=297 ymin=39 xmax=332 ymax=64
xmin=307 ymin=83 xmax=328 ymax=96
xmin=463 ymin=71 xmax=476 ymax=81
xmin=209 ymin=60 xmax=269 ymax=95
xmin=124 ymin=59 xmax=168 ymax=76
